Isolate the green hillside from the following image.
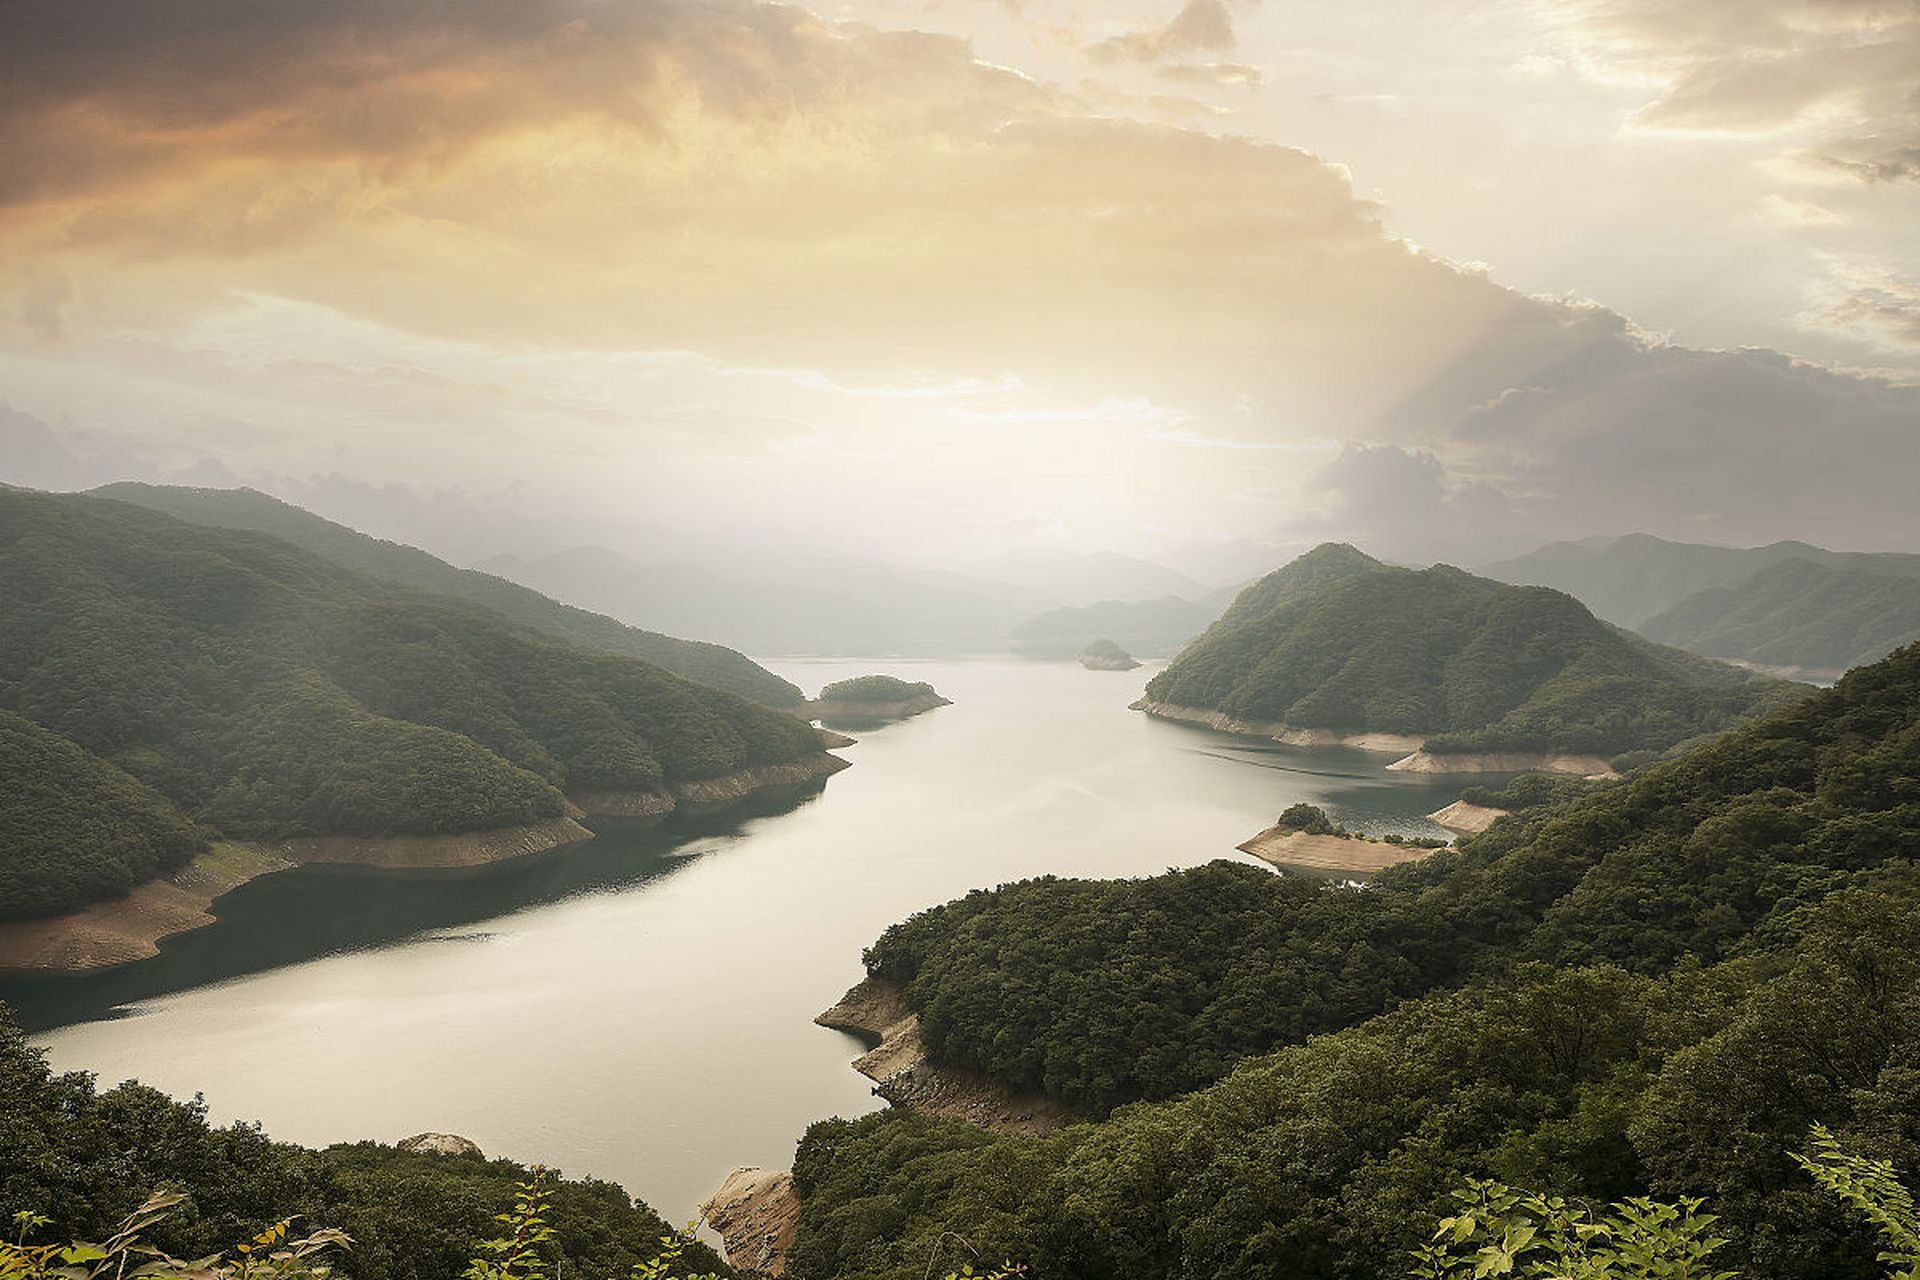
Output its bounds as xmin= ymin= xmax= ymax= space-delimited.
xmin=1144 ymin=544 xmax=1803 ymax=758
xmin=90 ymin=483 xmax=804 ymax=707
xmin=1639 ymin=557 xmax=1920 ymax=673
xmin=1481 ymin=532 xmax=1920 ymax=630
xmin=0 ymin=710 xmax=208 ymax=921
xmin=794 ymin=641 xmax=1920 ymax=1279
xmin=0 ymin=489 xmax=824 ymax=919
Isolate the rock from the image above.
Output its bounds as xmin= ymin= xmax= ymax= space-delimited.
xmin=701 ymin=1168 xmax=801 ymax=1276
xmin=397 ymin=1132 xmax=484 ymax=1158
xmin=817 ymin=978 xmax=1079 ymax=1136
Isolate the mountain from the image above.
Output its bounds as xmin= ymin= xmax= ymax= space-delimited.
xmin=1638 ymin=557 xmax=1920 ymax=677
xmin=0 ymin=489 xmax=829 ymax=920
xmin=1481 ymin=531 xmax=1920 ymax=630
xmin=1142 ymin=543 xmax=1803 ymax=760
xmin=90 ymin=483 xmax=804 ymax=707
xmin=794 ymin=640 xmax=1920 ymax=1280
xmin=483 ymin=545 xmax=1051 ymax=656
xmin=1008 ymin=594 xmax=1225 ymax=658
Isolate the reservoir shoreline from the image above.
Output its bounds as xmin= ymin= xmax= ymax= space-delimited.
xmin=0 ymin=752 xmax=849 ymax=976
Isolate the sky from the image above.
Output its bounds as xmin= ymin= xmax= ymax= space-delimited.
xmin=1 ymin=0 xmax=1917 ymax=575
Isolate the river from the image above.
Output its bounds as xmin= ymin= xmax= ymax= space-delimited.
xmin=17 ymin=658 xmax=1479 ymax=1227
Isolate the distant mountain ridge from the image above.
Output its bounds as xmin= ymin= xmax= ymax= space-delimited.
xmin=1639 ymin=558 xmax=1920 ymax=675
xmin=91 ymin=483 xmax=804 ymax=707
xmin=1481 ymin=532 xmax=1920 ymax=629
xmin=1481 ymin=532 xmax=1920 ymax=678
xmin=1144 ymin=543 xmax=1806 ymax=760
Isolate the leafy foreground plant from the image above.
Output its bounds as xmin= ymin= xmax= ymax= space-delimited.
xmin=1414 ymin=1126 xmax=1920 ymax=1280
xmin=3 ymin=1192 xmax=349 ymax=1280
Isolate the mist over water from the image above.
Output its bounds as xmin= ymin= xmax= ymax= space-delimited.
xmin=25 ymin=659 xmax=1477 ymax=1224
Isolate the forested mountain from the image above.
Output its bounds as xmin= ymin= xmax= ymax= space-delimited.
xmin=794 ymin=640 xmax=1920 ymax=1280
xmin=1144 ymin=544 xmax=1803 ymax=759
xmin=0 ymin=489 xmax=825 ymax=919
xmin=0 ymin=1015 xmax=732 ymax=1280
xmin=91 ymin=483 xmax=803 ymax=707
xmin=1481 ymin=532 xmax=1920 ymax=631
xmin=1638 ymin=557 xmax=1920 ymax=675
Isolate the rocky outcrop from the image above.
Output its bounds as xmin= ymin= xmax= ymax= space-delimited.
xmin=1130 ymin=700 xmax=1424 ymax=754
xmin=816 ymin=978 xmax=1078 ymax=1136
xmin=701 ymin=1168 xmax=801 ymax=1276
xmin=1387 ymin=751 xmax=1618 ymax=779
xmin=1235 ymin=825 xmax=1437 ymax=877
xmin=397 ymin=1132 xmax=484 ymax=1158
xmin=1425 ymin=800 xmax=1511 ymax=835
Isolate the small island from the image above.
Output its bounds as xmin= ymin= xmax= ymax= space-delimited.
xmin=795 ymin=674 xmax=952 ymax=728
xmin=1236 ymin=802 xmax=1447 ymax=878
xmin=1079 ymin=638 xmax=1141 ymax=671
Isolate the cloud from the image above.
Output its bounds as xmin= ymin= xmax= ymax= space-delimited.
xmin=1089 ymin=0 xmax=1238 ymax=64
xmin=1806 ymin=257 xmax=1920 ymax=350
xmin=1 ymin=0 xmax=1918 ymax=561
xmin=1544 ymin=0 xmax=1920 ymax=183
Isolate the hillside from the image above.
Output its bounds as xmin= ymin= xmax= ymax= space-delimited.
xmin=1143 ymin=543 xmax=1802 ymax=761
xmin=796 ymin=641 xmax=1920 ymax=1279
xmin=0 ymin=710 xmax=207 ymax=921
xmin=91 ymin=483 xmax=804 ymax=707
xmin=0 ymin=489 xmax=830 ymax=920
xmin=1481 ymin=531 xmax=1920 ymax=630
xmin=1639 ymin=557 xmax=1920 ymax=675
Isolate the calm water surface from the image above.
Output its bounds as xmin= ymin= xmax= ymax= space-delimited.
xmin=20 ymin=658 xmax=1479 ymax=1224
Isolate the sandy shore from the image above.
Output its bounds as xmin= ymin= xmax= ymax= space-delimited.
xmin=0 ymin=817 xmax=591 ymax=973
xmin=0 ymin=751 xmax=851 ymax=975
xmin=1130 ymin=700 xmax=1425 ymax=754
xmin=1425 ymin=800 xmax=1511 ymax=835
xmin=1235 ymin=824 xmax=1438 ymax=876
xmin=1387 ymin=750 xmax=1617 ymax=778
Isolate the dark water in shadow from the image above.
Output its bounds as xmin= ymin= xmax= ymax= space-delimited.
xmin=0 ymin=790 xmax=826 ymax=1032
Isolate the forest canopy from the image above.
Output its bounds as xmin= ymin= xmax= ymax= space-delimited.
xmin=809 ymin=641 xmax=1920 ymax=1279
xmin=1144 ymin=543 xmax=1807 ymax=759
